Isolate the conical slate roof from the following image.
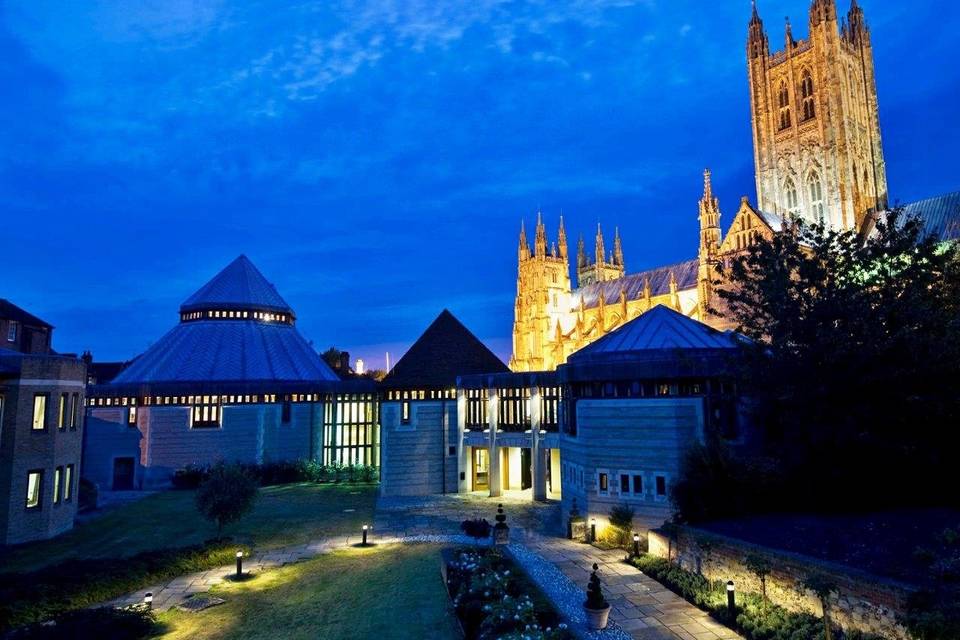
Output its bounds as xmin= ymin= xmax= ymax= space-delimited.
xmin=570 ymin=305 xmax=741 ymax=361
xmin=384 ymin=310 xmax=509 ymax=388
xmin=108 ymin=256 xmax=337 ymax=388
xmin=180 ymin=255 xmax=293 ymax=316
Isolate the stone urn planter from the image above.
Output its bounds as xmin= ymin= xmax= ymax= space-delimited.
xmin=583 ymin=563 xmax=611 ymax=630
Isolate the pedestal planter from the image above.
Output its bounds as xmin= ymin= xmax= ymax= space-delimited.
xmin=584 ymin=603 xmax=611 ymax=630
xmin=493 ymin=503 xmax=510 ymax=546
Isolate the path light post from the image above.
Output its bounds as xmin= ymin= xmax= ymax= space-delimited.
xmin=362 ymin=524 xmax=369 ymax=546
xmin=236 ymin=550 xmax=243 ymax=579
xmin=590 ymin=518 xmax=597 ymax=543
xmin=632 ymin=533 xmax=640 ymax=558
xmin=144 ymin=592 xmax=153 ymax=610
xmin=727 ymin=580 xmax=736 ymax=614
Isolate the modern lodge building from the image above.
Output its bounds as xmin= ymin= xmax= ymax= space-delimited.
xmin=83 ymin=256 xmax=379 ymax=490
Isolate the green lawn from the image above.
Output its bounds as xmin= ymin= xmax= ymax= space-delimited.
xmin=156 ymin=544 xmax=460 ymax=640
xmin=0 ymin=483 xmax=377 ymax=574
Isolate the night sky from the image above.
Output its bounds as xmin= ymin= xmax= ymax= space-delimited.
xmin=2 ymin=1 xmax=958 ymax=369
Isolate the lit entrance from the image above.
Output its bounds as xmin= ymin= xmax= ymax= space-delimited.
xmin=473 ymin=447 xmax=489 ymax=491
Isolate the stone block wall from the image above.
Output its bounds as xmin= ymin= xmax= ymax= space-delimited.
xmin=380 ymin=400 xmax=458 ymax=497
xmin=648 ymin=526 xmax=914 ymax=640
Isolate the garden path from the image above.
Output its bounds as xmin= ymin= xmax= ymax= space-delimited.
xmin=109 ymin=493 xmax=742 ymax=640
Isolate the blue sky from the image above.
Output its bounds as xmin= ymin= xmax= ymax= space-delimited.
xmin=2 ymin=1 xmax=958 ymax=368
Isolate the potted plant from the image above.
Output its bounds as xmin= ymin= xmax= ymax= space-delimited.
xmin=583 ymin=563 xmax=611 ymax=630
xmin=493 ymin=503 xmax=510 ymax=545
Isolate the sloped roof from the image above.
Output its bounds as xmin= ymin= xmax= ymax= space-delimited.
xmin=384 ymin=310 xmax=509 ymax=388
xmin=575 ymin=259 xmax=699 ymax=310
xmin=902 ymin=190 xmax=960 ymax=242
xmin=110 ymin=321 xmax=338 ymax=385
xmin=0 ymin=299 xmax=52 ymax=328
xmin=102 ymin=256 xmax=337 ymax=389
xmin=756 ymin=210 xmax=785 ymax=233
xmin=181 ymin=255 xmax=293 ymax=315
xmin=570 ymin=304 xmax=741 ymax=361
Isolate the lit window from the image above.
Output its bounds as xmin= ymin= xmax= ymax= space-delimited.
xmin=64 ymin=465 xmax=73 ymax=501
xmin=401 ymin=400 xmax=411 ymax=424
xmin=26 ymin=470 xmax=43 ymax=509
xmin=128 ymin=406 xmax=137 ymax=426
xmin=598 ymin=472 xmax=609 ymax=495
xmin=53 ymin=467 xmax=62 ymax=504
xmin=7 ymin=321 xmax=17 ymax=342
xmin=777 ymin=80 xmax=791 ymax=130
xmin=784 ymin=177 xmax=800 ymax=218
xmin=808 ymin=172 xmax=825 ymax=224
xmin=191 ymin=398 xmax=221 ymax=428
xmin=32 ymin=394 xmax=47 ymax=430
xmin=800 ymin=69 xmax=815 ymax=121
xmin=58 ymin=393 xmax=68 ymax=430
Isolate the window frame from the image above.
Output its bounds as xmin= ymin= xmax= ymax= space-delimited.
xmin=400 ymin=400 xmax=411 ymax=425
xmin=190 ymin=397 xmax=222 ymax=429
xmin=6 ymin=321 xmax=17 ymax=342
xmin=32 ymin=393 xmax=49 ymax=431
xmin=654 ymin=473 xmax=669 ymax=502
xmin=26 ymin=469 xmax=43 ymax=510
xmin=281 ymin=400 xmax=292 ymax=424
xmin=800 ymin=69 xmax=816 ymax=121
xmin=618 ymin=470 xmax=646 ymax=500
xmin=64 ymin=464 xmax=74 ymax=502
xmin=596 ymin=469 xmax=610 ymax=496
xmin=53 ymin=466 xmax=62 ymax=505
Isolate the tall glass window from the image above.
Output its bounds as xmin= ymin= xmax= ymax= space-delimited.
xmin=32 ymin=394 xmax=47 ymax=430
xmin=808 ymin=173 xmax=825 ymax=224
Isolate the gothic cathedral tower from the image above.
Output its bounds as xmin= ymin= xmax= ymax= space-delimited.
xmin=747 ymin=0 xmax=887 ymax=231
xmin=510 ymin=214 xmax=573 ymax=372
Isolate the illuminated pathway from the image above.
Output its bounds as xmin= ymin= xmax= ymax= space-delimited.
xmin=109 ymin=494 xmax=742 ymax=639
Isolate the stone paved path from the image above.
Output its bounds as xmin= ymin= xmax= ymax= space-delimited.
xmin=522 ymin=533 xmax=743 ymax=640
xmin=110 ymin=493 xmax=741 ymax=640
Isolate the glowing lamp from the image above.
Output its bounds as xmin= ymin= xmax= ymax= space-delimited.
xmin=589 ymin=518 xmax=597 ymax=543
xmin=362 ymin=524 xmax=369 ymax=546
xmin=144 ymin=592 xmax=153 ymax=609
xmin=726 ymin=580 xmax=736 ymax=613
xmin=632 ymin=532 xmax=641 ymax=557
xmin=236 ymin=550 xmax=244 ymax=578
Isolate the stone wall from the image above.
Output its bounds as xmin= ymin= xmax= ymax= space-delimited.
xmin=380 ymin=400 xmax=458 ymax=497
xmin=648 ymin=526 xmax=914 ymax=640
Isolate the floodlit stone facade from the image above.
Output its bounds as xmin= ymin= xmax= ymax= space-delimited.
xmin=511 ymin=0 xmax=894 ymax=372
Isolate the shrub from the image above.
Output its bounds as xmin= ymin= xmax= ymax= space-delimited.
xmin=195 ymin=463 xmax=259 ymax=538
xmin=78 ymin=478 xmax=98 ymax=513
xmin=629 ymin=554 xmax=882 ymax=640
xmin=460 ymin=518 xmax=492 ymax=539
xmin=171 ymin=464 xmax=208 ymax=490
xmin=744 ymin=553 xmax=773 ymax=601
xmin=584 ymin=563 xmax=608 ymax=610
xmin=6 ymin=606 xmax=157 ymax=640
xmin=605 ymin=504 xmax=634 ymax=547
xmin=0 ymin=541 xmax=242 ymax=631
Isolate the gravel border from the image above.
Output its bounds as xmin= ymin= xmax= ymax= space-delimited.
xmin=506 ymin=543 xmax=632 ymax=640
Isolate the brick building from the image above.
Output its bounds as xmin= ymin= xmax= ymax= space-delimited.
xmin=0 ymin=301 xmax=86 ymax=545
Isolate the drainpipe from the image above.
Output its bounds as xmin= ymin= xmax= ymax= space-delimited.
xmin=441 ymin=398 xmax=447 ymax=494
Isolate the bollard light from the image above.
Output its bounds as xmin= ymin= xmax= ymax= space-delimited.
xmin=362 ymin=524 xmax=369 ymax=546
xmin=144 ymin=592 xmax=153 ymax=609
xmin=726 ymin=580 xmax=736 ymax=614
xmin=632 ymin=532 xmax=641 ymax=557
xmin=236 ymin=550 xmax=244 ymax=578
xmin=589 ymin=518 xmax=597 ymax=543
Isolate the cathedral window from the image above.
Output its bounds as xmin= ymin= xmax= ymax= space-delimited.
xmin=777 ymin=80 xmax=791 ymax=130
xmin=784 ymin=177 xmax=800 ymax=218
xmin=800 ymin=69 xmax=816 ymax=121
xmin=808 ymin=172 xmax=825 ymax=224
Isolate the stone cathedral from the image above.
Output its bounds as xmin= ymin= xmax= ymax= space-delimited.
xmin=510 ymin=0 xmax=956 ymax=373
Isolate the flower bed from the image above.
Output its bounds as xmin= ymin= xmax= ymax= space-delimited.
xmin=630 ymin=554 xmax=886 ymax=640
xmin=444 ymin=548 xmax=572 ymax=640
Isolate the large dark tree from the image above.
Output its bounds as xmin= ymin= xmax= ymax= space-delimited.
xmin=708 ymin=209 xmax=960 ymax=513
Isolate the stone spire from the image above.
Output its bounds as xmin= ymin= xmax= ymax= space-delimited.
xmin=577 ymin=234 xmax=587 ymax=269
xmin=810 ymin=0 xmax=837 ymax=27
xmin=748 ymin=0 xmax=769 ymax=59
xmin=613 ymin=227 xmax=624 ymax=268
xmin=846 ymin=0 xmax=868 ymax=44
xmin=534 ymin=210 xmax=548 ymax=258
xmin=594 ymin=223 xmax=606 ymax=269
xmin=558 ymin=215 xmax=568 ymax=261
xmin=785 ymin=16 xmax=795 ymax=50
xmin=518 ymin=220 xmax=530 ymax=262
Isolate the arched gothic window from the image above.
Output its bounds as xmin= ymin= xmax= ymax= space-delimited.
xmin=800 ymin=69 xmax=816 ymax=121
xmin=777 ymin=80 xmax=792 ymax=130
xmin=784 ymin=177 xmax=800 ymax=218
xmin=808 ymin=172 xmax=825 ymax=224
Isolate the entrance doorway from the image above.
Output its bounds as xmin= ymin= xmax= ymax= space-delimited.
xmin=521 ymin=448 xmax=531 ymax=490
xmin=112 ymin=457 xmax=135 ymax=490
xmin=472 ymin=448 xmax=489 ymax=491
